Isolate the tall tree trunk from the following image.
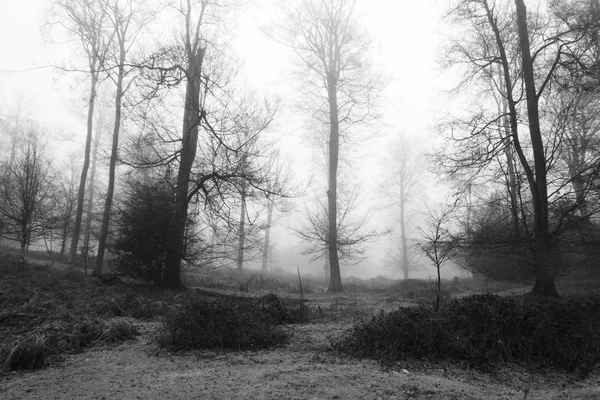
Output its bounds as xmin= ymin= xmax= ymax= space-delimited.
xmin=82 ymin=116 xmax=103 ymax=260
xmin=163 ymin=45 xmax=204 ymax=289
xmin=400 ymin=188 xmax=409 ymax=280
xmin=327 ymin=74 xmax=342 ymax=292
xmin=69 ymin=74 xmax=98 ymax=263
xmin=95 ymin=61 xmax=125 ymax=276
xmin=261 ymin=201 xmax=274 ymax=274
xmin=237 ymin=183 xmax=247 ymax=271
xmin=514 ymin=0 xmax=558 ymax=297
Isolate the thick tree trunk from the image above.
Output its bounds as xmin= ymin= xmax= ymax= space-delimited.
xmin=514 ymin=0 xmax=558 ymax=297
xmin=261 ymin=201 xmax=274 ymax=274
xmin=237 ymin=183 xmax=247 ymax=271
xmin=327 ymin=75 xmax=342 ymax=292
xmin=163 ymin=46 xmax=204 ymax=289
xmin=94 ymin=61 xmax=125 ymax=276
xmin=69 ymin=75 xmax=98 ymax=264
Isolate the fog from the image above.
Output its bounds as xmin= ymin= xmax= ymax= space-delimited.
xmin=5 ymin=0 xmax=589 ymax=292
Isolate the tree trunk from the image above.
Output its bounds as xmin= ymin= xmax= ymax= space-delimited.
xmin=514 ymin=0 xmax=558 ymax=297
xmin=400 ymin=186 xmax=409 ymax=280
xmin=95 ymin=59 xmax=125 ymax=276
xmin=69 ymin=74 xmax=98 ymax=263
xmin=435 ymin=261 xmax=441 ymax=311
xmin=327 ymin=74 xmax=342 ymax=292
xmin=60 ymin=204 xmax=72 ymax=258
xmin=82 ymin=115 xmax=103 ymax=261
xmin=261 ymin=201 xmax=274 ymax=274
xmin=20 ymin=240 xmax=26 ymax=269
xmin=237 ymin=183 xmax=247 ymax=271
xmin=163 ymin=45 xmax=204 ymax=289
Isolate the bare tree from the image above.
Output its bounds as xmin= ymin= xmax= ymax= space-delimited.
xmin=50 ymin=0 xmax=114 ymax=264
xmin=383 ymin=133 xmax=423 ymax=279
xmin=55 ymin=157 xmax=80 ymax=258
xmin=82 ymin=95 xmax=110 ymax=263
xmin=417 ymin=202 xmax=459 ymax=311
xmin=0 ymin=131 xmax=56 ymax=266
xmin=272 ymin=0 xmax=380 ymax=291
xmin=94 ymin=0 xmax=151 ymax=276
xmin=442 ymin=0 xmax=600 ymax=296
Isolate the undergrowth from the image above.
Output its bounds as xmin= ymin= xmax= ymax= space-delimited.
xmin=157 ymin=294 xmax=305 ymax=351
xmin=332 ymin=293 xmax=600 ymax=375
xmin=0 ymin=258 xmax=174 ymax=372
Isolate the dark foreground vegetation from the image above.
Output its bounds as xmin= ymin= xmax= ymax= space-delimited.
xmin=158 ymin=294 xmax=308 ymax=351
xmin=333 ymin=293 xmax=600 ymax=375
xmin=0 ymin=254 xmax=305 ymax=372
xmin=3 ymin=249 xmax=600 ymax=380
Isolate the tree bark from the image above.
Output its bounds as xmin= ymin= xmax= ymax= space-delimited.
xmin=327 ymin=73 xmax=343 ymax=292
xmin=69 ymin=74 xmax=98 ymax=264
xmin=514 ymin=0 xmax=558 ymax=297
xmin=163 ymin=45 xmax=204 ymax=289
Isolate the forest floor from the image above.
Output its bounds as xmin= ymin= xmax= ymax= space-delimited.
xmin=2 ymin=254 xmax=600 ymax=399
xmin=2 ymin=318 xmax=600 ymax=400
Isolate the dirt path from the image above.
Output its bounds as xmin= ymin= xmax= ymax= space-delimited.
xmin=2 ymin=321 xmax=599 ymax=400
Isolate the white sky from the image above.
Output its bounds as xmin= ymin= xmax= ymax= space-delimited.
xmin=0 ymin=0 xmax=463 ymax=278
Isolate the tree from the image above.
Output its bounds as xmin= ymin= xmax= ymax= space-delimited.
xmin=0 ymin=132 xmax=56 ymax=266
xmin=94 ymin=0 xmax=150 ymax=276
xmin=55 ymin=157 xmax=81 ymax=258
xmin=443 ymin=0 xmax=600 ymax=296
xmin=157 ymin=0 xmax=210 ymax=289
xmin=382 ymin=133 xmax=423 ymax=279
xmin=417 ymin=202 xmax=459 ymax=312
xmin=51 ymin=0 xmax=113 ymax=264
xmin=272 ymin=0 xmax=380 ymax=291
xmin=82 ymin=95 xmax=109 ymax=263
xmin=120 ymin=0 xmax=290 ymax=288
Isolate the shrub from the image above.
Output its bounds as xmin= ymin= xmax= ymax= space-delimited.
xmin=332 ymin=293 xmax=600 ymax=374
xmin=158 ymin=296 xmax=293 ymax=351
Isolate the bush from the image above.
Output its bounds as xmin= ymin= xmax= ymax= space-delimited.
xmin=332 ymin=293 xmax=600 ymax=374
xmin=158 ymin=296 xmax=293 ymax=351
